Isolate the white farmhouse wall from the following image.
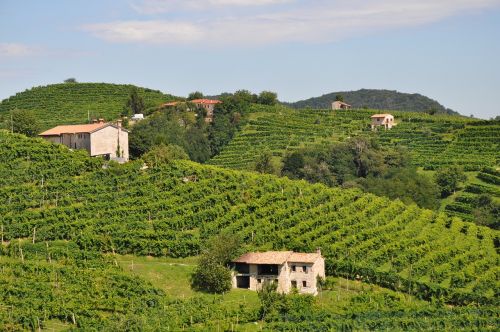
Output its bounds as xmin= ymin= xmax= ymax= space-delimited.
xmin=90 ymin=126 xmax=129 ymax=160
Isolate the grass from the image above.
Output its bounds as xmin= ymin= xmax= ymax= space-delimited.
xmin=116 ymin=255 xmax=427 ymax=315
xmin=117 ymin=255 xmax=261 ymax=313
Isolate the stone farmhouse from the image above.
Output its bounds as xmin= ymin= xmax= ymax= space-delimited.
xmin=231 ymin=250 xmax=325 ymax=295
xmin=371 ymin=113 xmax=395 ymax=130
xmin=332 ymin=101 xmax=352 ymax=110
xmin=162 ymin=99 xmax=222 ymax=123
xmin=190 ymin=99 xmax=222 ymax=123
xmin=39 ymin=119 xmax=129 ymax=161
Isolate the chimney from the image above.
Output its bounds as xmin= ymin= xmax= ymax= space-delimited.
xmin=98 ymin=118 xmax=105 ymax=123
xmin=92 ymin=118 xmax=98 ymax=123
xmin=116 ymin=119 xmax=122 ymax=128
xmin=316 ymin=248 xmax=321 ymax=256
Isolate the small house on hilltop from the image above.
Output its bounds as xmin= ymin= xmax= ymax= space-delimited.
xmin=39 ymin=119 xmax=129 ymax=162
xmin=332 ymin=101 xmax=352 ymax=110
xmin=231 ymin=250 xmax=325 ymax=295
xmin=371 ymin=113 xmax=395 ymax=130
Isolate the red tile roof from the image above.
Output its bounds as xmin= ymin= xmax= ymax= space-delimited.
xmin=39 ymin=123 xmax=109 ymax=136
xmin=288 ymin=252 xmax=322 ymax=263
xmin=233 ymin=251 xmax=321 ymax=264
xmin=190 ymin=99 xmax=222 ymax=105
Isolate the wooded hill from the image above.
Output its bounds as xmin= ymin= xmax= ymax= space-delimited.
xmin=284 ymin=89 xmax=458 ymax=115
xmin=0 ymin=83 xmax=175 ymax=130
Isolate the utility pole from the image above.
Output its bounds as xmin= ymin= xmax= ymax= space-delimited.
xmin=10 ymin=113 xmax=13 ymax=133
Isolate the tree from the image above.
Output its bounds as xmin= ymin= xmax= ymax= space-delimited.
xmin=335 ymin=94 xmax=344 ymax=102
xmin=191 ymin=234 xmax=241 ymax=293
xmin=123 ymin=87 xmax=145 ymax=116
xmin=188 ymin=91 xmax=204 ymax=100
xmin=64 ymin=78 xmax=77 ymax=83
xmin=258 ymin=91 xmax=278 ymax=106
xmin=434 ymin=166 xmax=467 ymax=197
xmin=10 ymin=109 xmax=40 ymax=137
xmin=281 ymin=152 xmax=305 ymax=179
xmin=254 ymin=150 xmax=275 ymax=174
xmin=142 ymin=144 xmax=189 ymax=167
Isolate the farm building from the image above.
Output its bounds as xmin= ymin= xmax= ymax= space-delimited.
xmin=39 ymin=119 xmax=129 ymax=161
xmin=131 ymin=113 xmax=144 ymax=121
xmin=332 ymin=101 xmax=352 ymax=110
xmin=371 ymin=114 xmax=395 ymax=130
xmin=162 ymin=99 xmax=222 ymax=123
xmin=231 ymin=250 xmax=325 ymax=295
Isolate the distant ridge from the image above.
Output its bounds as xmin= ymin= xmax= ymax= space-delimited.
xmin=284 ymin=89 xmax=458 ymax=115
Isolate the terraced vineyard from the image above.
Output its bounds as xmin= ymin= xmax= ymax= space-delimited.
xmin=444 ymin=168 xmax=500 ymax=222
xmin=378 ymin=119 xmax=500 ymax=170
xmin=1 ymin=131 xmax=498 ymax=307
xmin=0 ymin=83 xmax=174 ymax=130
xmin=208 ymin=105 xmax=499 ymax=171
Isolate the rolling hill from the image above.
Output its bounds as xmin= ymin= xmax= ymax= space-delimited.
xmin=0 ymin=83 xmax=175 ymax=130
xmin=208 ymin=105 xmax=498 ymax=172
xmin=284 ymin=89 xmax=458 ymax=115
xmin=1 ymin=130 xmax=498 ymax=307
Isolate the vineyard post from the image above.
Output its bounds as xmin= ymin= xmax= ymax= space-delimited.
xmin=46 ymin=241 xmax=52 ymax=263
xmin=1 ymin=224 xmax=3 ymax=245
xmin=32 ymin=227 xmax=36 ymax=244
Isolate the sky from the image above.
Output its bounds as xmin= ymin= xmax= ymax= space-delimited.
xmin=1 ymin=0 xmax=500 ymax=118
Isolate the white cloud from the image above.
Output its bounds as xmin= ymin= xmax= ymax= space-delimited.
xmin=85 ymin=21 xmax=203 ymax=44
xmin=87 ymin=0 xmax=500 ymax=45
xmin=0 ymin=43 xmax=43 ymax=57
xmin=132 ymin=0 xmax=293 ymax=14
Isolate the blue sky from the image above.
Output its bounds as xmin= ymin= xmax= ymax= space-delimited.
xmin=1 ymin=0 xmax=499 ymax=118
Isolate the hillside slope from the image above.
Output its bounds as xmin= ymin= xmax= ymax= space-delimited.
xmin=0 ymin=83 xmax=175 ymax=130
xmin=208 ymin=105 xmax=498 ymax=171
xmin=0 ymin=130 xmax=498 ymax=306
xmin=285 ymin=89 xmax=457 ymax=114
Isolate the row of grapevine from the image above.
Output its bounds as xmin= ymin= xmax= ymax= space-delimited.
xmin=0 ymin=83 xmax=175 ymax=130
xmin=209 ymin=105 xmax=498 ymax=172
xmin=1 ymin=132 xmax=498 ymax=306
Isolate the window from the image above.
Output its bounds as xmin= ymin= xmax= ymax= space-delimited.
xmin=291 ymin=265 xmax=296 ymax=272
xmin=274 ymin=279 xmax=278 ymax=284
xmin=302 ymin=281 xmax=307 ymax=288
xmin=257 ymin=279 xmax=262 ymax=284
xmin=302 ymin=266 xmax=307 ymax=273
xmin=291 ymin=280 xmax=297 ymax=288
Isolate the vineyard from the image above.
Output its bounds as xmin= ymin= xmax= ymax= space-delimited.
xmin=208 ymin=105 xmax=499 ymax=171
xmin=2 ymin=244 xmax=498 ymax=330
xmin=1 ymin=131 xmax=498 ymax=312
xmin=0 ymin=83 xmax=174 ymax=130
xmin=443 ymin=168 xmax=500 ymax=222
